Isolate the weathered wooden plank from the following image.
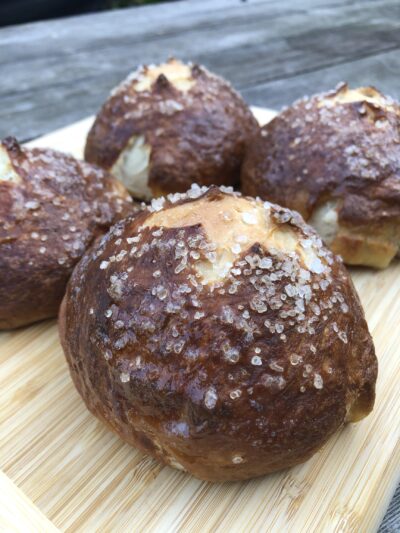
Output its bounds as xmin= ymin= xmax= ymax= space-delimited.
xmin=1 ymin=0 xmax=400 ymax=140
xmin=243 ymin=48 xmax=400 ymax=110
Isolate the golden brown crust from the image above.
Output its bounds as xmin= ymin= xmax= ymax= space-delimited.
xmin=241 ymin=83 xmax=400 ymax=268
xmin=59 ymin=185 xmax=377 ymax=481
xmin=85 ymin=59 xmax=258 ymax=199
xmin=0 ymin=137 xmax=136 ymax=330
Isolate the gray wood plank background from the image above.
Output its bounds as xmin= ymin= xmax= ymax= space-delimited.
xmin=1 ymin=0 xmax=400 ymax=141
xmin=0 ymin=1 xmax=399 ymax=528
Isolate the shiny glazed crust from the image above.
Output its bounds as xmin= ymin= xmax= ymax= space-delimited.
xmin=59 ymin=185 xmax=377 ymax=482
xmin=84 ymin=59 xmax=258 ymax=198
xmin=241 ymin=83 xmax=400 ymax=268
xmin=0 ymin=137 xmax=135 ymax=329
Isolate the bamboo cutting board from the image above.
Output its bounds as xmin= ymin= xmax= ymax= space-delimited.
xmin=1 ymin=107 xmax=399 ymax=533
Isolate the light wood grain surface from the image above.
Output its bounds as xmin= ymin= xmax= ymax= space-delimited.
xmin=0 ymin=472 xmax=60 ymax=533
xmin=0 ymin=108 xmax=399 ymax=532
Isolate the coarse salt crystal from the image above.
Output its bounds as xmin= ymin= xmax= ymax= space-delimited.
xmin=290 ymin=354 xmax=303 ymax=365
xmin=231 ymin=243 xmax=241 ymax=254
xmin=269 ymin=361 xmax=284 ymax=372
xmin=151 ymin=197 xmax=165 ymax=211
xmin=313 ymin=374 xmax=324 ymax=389
xmin=310 ymin=258 xmax=324 ymax=274
xmin=204 ymin=387 xmax=218 ymax=409
xmin=25 ymin=200 xmax=40 ymax=210
xmin=230 ymin=389 xmax=242 ymax=400
xmin=242 ymin=211 xmax=257 ymax=225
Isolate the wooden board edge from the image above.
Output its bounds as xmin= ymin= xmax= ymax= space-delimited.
xmin=0 ymin=471 xmax=60 ymax=533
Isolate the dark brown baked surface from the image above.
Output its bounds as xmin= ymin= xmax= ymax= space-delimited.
xmin=0 ymin=137 xmax=135 ymax=329
xmin=85 ymin=59 xmax=258 ymax=199
xmin=241 ymin=84 xmax=400 ymax=268
xmin=59 ymin=185 xmax=377 ymax=482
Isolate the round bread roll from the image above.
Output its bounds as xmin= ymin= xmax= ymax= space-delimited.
xmin=84 ymin=58 xmax=258 ymax=200
xmin=241 ymin=83 xmax=400 ymax=268
xmin=0 ymin=137 xmax=135 ymax=330
xmin=59 ymin=185 xmax=377 ymax=482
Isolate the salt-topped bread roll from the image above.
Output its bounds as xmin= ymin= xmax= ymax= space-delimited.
xmin=241 ymin=83 xmax=400 ymax=268
xmin=59 ymin=185 xmax=377 ymax=481
xmin=0 ymin=137 xmax=135 ymax=329
xmin=85 ymin=58 xmax=258 ymax=200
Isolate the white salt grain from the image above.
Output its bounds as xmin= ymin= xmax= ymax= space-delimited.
xmin=204 ymin=387 xmax=218 ymax=409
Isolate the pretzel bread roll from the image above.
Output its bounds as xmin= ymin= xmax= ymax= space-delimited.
xmin=241 ymin=83 xmax=400 ymax=268
xmin=0 ymin=137 xmax=135 ymax=329
xmin=84 ymin=59 xmax=258 ymax=200
xmin=59 ymin=185 xmax=377 ymax=482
